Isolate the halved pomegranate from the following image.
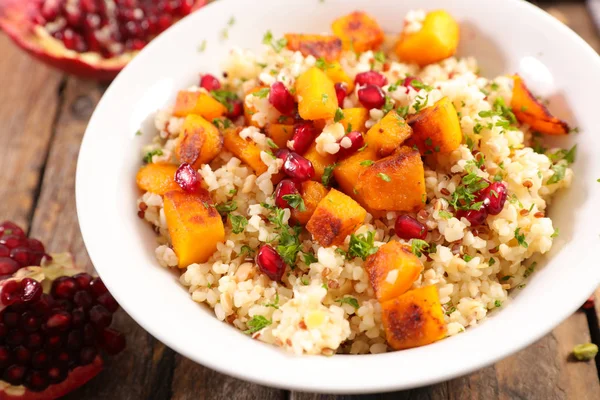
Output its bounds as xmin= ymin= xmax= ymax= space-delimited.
xmin=0 ymin=222 xmax=125 ymax=399
xmin=0 ymin=0 xmax=207 ymax=81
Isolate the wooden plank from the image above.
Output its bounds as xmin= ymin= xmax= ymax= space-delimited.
xmin=0 ymin=35 xmax=63 ymax=227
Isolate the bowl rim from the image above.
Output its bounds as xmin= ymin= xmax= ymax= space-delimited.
xmin=76 ymin=0 xmax=600 ymax=393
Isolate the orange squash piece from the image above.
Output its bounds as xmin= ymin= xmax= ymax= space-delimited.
xmin=406 ymin=97 xmax=462 ymax=155
xmin=303 ymin=143 xmax=337 ymax=182
xmin=339 ymin=108 xmax=369 ymax=133
xmin=306 ymin=189 xmax=366 ymax=247
xmin=365 ymin=111 xmax=413 ymax=157
xmin=136 ymin=163 xmax=180 ymax=195
xmin=333 ymin=147 xmax=378 ymax=199
xmin=324 ymin=62 xmax=355 ymax=91
xmin=355 ymin=146 xmax=426 ymax=211
xmin=176 ymin=115 xmax=223 ymax=169
xmin=365 ymin=241 xmax=422 ymax=302
xmin=511 ymin=75 xmax=570 ymax=135
xmin=265 ymin=123 xmax=294 ymax=148
xmin=381 ymin=285 xmax=447 ymax=350
xmin=285 ymin=34 xmax=342 ymax=62
xmin=331 ymin=11 xmax=385 ymax=52
xmin=394 ymin=10 xmax=459 ymax=66
xmin=223 ymin=127 xmax=267 ymax=175
xmin=163 ymin=189 xmax=225 ymax=268
xmin=295 ymin=67 xmax=338 ymax=121
xmin=173 ymin=91 xmax=228 ymax=120
xmin=291 ymin=181 xmax=329 ymax=225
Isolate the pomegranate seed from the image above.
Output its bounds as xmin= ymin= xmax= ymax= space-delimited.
xmin=89 ymin=278 xmax=108 ymax=298
xmin=157 ymin=15 xmax=172 ymax=31
xmin=274 ymin=179 xmax=300 ymax=210
xmin=44 ymin=335 xmax=63 ymax=352
xmin=276 ymin=148 xmax=290 ymax=162
xmin=1 ymin=279 xmax=21 ymax=305
xmin=6 ymin=330 xmax=25 ymax=346
xmin=45 ymin=311 xmax=72 ymax=332
xmin=291 ymin=122 xmax=316 ymax=154
xmin=395 ymin=215 xmax=428 ymax=241
xmin=25 ymin=370 xmax=48 ymax=392
xmin=0 ymin=235 xmax=25 ymax=249
xmin=72 ymin=308 xmax=86 ymax=328
xmin=478 ymin=181 xmax=508 ymax=215
xmin=4 ymin=311 xmax=19 ymax=328
xmin=47 ymin=365 xmax=68 ymax=383
xmin=200 ymin=74 xmax=221 ymax=91
xmin=337 ymin=131 xmax=365 ymax=158
xmin=20 ymin=278 xmax=42 ymax=303
xmin=51 ymin=277 xmax=79 ymax=299
xmin=226 ymin=99 xmax=244 ymax=119
xmin=14 ymin=346 xmax=31 ymax=365
xmin=96 ymin=292 xmax=119 ymax=313
xmin=179 ymin=0 xmax=195 ymax=14
xmin=79 ymin=346 xmax=98 ymax=365
xmin=3 ymin=365 xmax=26 ymax=385
xmin=0 ymin=244 xmax=9 ymax=257
xmin=0 ymin=257 xmax=19 ymax=277
xmin=175 ymin=163 xmax=202 ymax=193
xmin=269 ymin=82 xmax=295 ymax=115
xmin=31 ymin=294 xmax=54 ymax=316
xmin=256 ymin=245 xmax=286 ymax=281
xmin=83 ymin=324 xmax=97 ymax=345
xmin=10 ymin=247 xmax=32 ymax=266
xmin=67 ymin=330 xmax=83 ymax=350
xmin=355 ymin=71 xmax=387 ymax=87
xmin=20 ymin=312 xmax=40 ymax=333
xmin=74 ymin=290 xmax=93 ymax=310
xmin=0 ymin=322 xmax=6 ymax=338
xmin=0 ymin=221 xmax=25 ymax=238
xmin=358 ymin=84 xmax=385 ymax=110
xmin=25 ymin=238 xmax=45 ymax=253
xmin=73 ymin=273 xmax=93 ymax=290
xmin=334 ymin=83 xmax=348 ymax=107
xmin=52 ymin=299 xmax=73 ymax=312
xmin=101 ymin=328 xmax=126 ymax=355
xmin=89 ymin=305 xmax=112 ymax=329
xmin=0 ymin=346 xmax=11 ymax=368
xmin=26 ymin=333 xmax=44 ymax=350
xmin=281 ymin=152 xmax=315 ymax=182
xmin=457 ymin=208 xmax=488 ymax=226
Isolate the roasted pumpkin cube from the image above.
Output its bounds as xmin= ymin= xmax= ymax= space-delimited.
xmin=365 ymin=241 xmax=422 ymax=302
xmin=164 ymin=189 xmax=225 ymax=268
xmin=265 ymin=123 xmax=294 ymax=148
xmin=285 ymin=34 xmax=342 ymax=62
xmin=306 ymin=189 xmax=366 ymax=247
xmin=331 ymin=11 xmax=385 ymax=52
xmin=173 ymin=91 xmax=228 ymax=120
xmin=291 ymin=181 xmax=329 ymax=225
xmin=394 ymin=10 xmax=459 ymax=66
xmin=303 ymin=143 xmax=337 ymax=182
xmin=333 ymin=147 xmax=378 ymax=197
xmin=136 ymin=163 xmax=180 ymax=195
xmin=223 ymin=127 xmax=267 ymax=175
xmin=339 ymin=108 xmax=369 ymax=133
xmin=381 ymin=285 xmax=447 ymax=350
xmin=511 ymin=75 xmax=570 ymax=135
xmin=325 ymin=62 xmax=354 ymax=91
xmin=295 ymin=67 xmax=338 ymax=121
xmin=176 ymin=115 xmax=223 ymax=169
xmin=243 ymin=86 xmax=268 ymax=128
xmin=355 ymin=146 xmax=426 ymax=211
xmin=365 ymin=111 xmax=413 ymax=157
xmin=406 ymin=97 xmax=462 ymax=155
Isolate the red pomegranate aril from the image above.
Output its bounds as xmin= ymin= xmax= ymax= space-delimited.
xmin=0 ymin=279 xmax=21 ymax=305
xmin=0 ymin=221 xmax=25 ymax=238
xmin=89 ymin=278 xmax=108 ymax=298
xmin=89 ymin=305 xmax=112 ymax=330
xmin=47 ymin=365 xmax=68 ymax=383
xmin=334 ymin=82 xmax=348 ymax=107
xmin=26 ymin=333 xmax=44 ymax=350
xmin=67 ymin=330 xmax=83 ymax=351
xmin=337 ymin=131 xmax=365 ymax=158
xmin=3 ymin=311 xmax=19 ymax=328
xmin=83 ymin=324 xmax=97 ymax=345
xmin=479 ymin=181 xmax=508 ymax=215
xmin=175 ymin=163 xmax=202 ymax=193
xmin=45 ymin=335 xmax=63 ymax=352
xmin=395 ymin=215 xmax=428 ymax=241
xmin=25 ymin=238 xmax=45 ymax=253
xmin=0 ymin=235 xmax=25 ymax=249
xmin=269 ymin=82 xmax=296 ymax=115
xmin=20 ymin=312 xmax=40 ymax=333
xmin=101 ymin=328 xmax=126 ymax=355
xmin=3 ymin=364 xmax=27 ymax=385
xmin=52 ymin=299 xmax=72 ymax=312
xmin=51 ymin=277 xmax=79 ymax=300
xmin=256 ymin=245 xmax=286 ymax=281
xmin=0 ymin=244 xmax=9 ymax=257
xmin=274 ymin=179 xmax=300 ymax=210
xmin=79 ymin=346 xmax=98 ymax=365
xmin=74 ymin=291 xmax=93 ymax=310
xmin=276 ymin=148 xmax=290 ymax=162
xmin=14 ymin=346 xmax=31 ymax=365
xmin=31 ymin=294 xmax=54 ymax=316
xmin=73 ymin=273 xmax=93 ymax=290
xmin=355 ymin=71 xmax=388 ymax=87
xmin=291 ymin=122 xmax=316 ymax=154
xmin=25 ymin=370 xmax=49 ymax=392
xmin=10 ymin=247 xmax=32 ymax=266
xmin=358 ymin=84 xmax=385 ymax=110
xmin=227 ymin=99 xmax=244 ymax=119
xmin=20 ymin=278 xmax=42 ymax=304
xmin=45 ymin=311 xmax=72 ymax=332
xmin=200 ymin=74 xmax=221 ymax=91
xmin=0 ymin=322 xmax=7 ymax=338
xmin=0 ymin=346 xmax=11 ymax=368
xmin=6 ymin=330 xmax=24 ymax=346
xmin=96 ymin=292 xmax=119 ymax=313
xmin=457 ymin=208 xmax=489 ymax=227
xmin=72 ymin=308 xmax=86 ymax=328
xmin=403 ymin=76 xmax=422 ymax=91
xmin=282 ymin=152 xmax=315 ymax=182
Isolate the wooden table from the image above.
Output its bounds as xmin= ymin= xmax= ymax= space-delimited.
xmin=1 ymin=1 xmax=599 ymax=398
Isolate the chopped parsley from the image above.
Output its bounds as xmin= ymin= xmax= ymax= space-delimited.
xmin=268 ymin=207 xmax=302 ymax=266
xmin=445 ymin=304 xmax=457 ymax=316
xmin=135 ymin=130 xmax=142 ymax=136
xmin=334 ymin=108 xmax=345 ymax=123
xmin=282 ymin=194 xmax=306 ymax=211
xmin=228 ymin=16 xmax=236 ymax=26
xmin=547 ymin=162 xmax=567 ymax=185
xmin=265 ymin=293 xmax=280 ymax=309
xmin=215 ymin=200 xmax=237 ymax=215
xmin=357 ymin=143 xmax=368 ymax=152
xmin=212 ymin=118 xmax=232 ymax=129
xmin=266 ymin=138 xmax=278 ymax=149
xmin=253 ymin=88 xmax=270 ymax=99
xmin=378 ymin=173 xmax=391 ymax=182
xmin=347 ymin=231 xmax=378 ymax=260
xmin=198 ymin=40 xmax=207 ymax=52
xmin=473 ymin=123 xmax=484 ymax=134
xmin=494 ymin=300 xmax=503 ymax=308
xmin=336 ymin=296 xmax=359 ymax=309
xmin=381 ymin=96 xmax=395 ymax=114
xmin=229 ymin=214 xmax=248 ymax=234
xmin=514 ymin=227 xmax=528 ymax=248
xmin=301 ymin=277 xmax=310 ymax=285
xmin=438 ymin=210 xmax=453 ymax=220
xmin=360 ymin=160 xmax=375 ymax=167
xmin=410 ymin=239 xmax=429 ymax=257
xmin=488 ymin=258 xmax=496 ymax=266
xmin=210 ymin=89 xmax=238 ymax=112
xmin=303 ymin=252 xmax=318 ymax=265
xmin=500 ymin=275 xmax=513 ymax=282
xmin=262 ymin=30 xmax=287 ymax=52
xmin=244 ymin=315 xmax=271 ymax=334
xmin=463 ymin=254 xmax=473 ymax=262
xmin=143 ymin=149 xmax=163 ymax=163
xmin=448 ymin=165 xmax=489 ymax=211
xmin=321 ymin=93 xmax=329 ymax=104
xmin=239 ymin=245 xmax=255 ymax=258
xmin=228 ymin=188 xmax=237 ymax=195
xmin=396 ymin=105 xmax=409 ymax=118
xmin=547 ymin=145 xmax=576 ymax=164
xmin=373 ymin=51 xmax=386 ymax=64
xmin=523 ymin=261 xmax=537 ymax=278
xmin=315 ymin=57 xmax=334 ymax=70
xmin=413 ymin=94 xmax=429 ymax=112
xmin=551 ymin=228 xmax=559 ymax=238
xmin=410 ymin=80 xmax=433 ymax=91
xmin=322 ymin=163 xmax=337 ymax=186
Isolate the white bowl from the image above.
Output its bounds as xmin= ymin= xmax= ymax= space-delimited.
xmin=76 ymin=0 xmax=600 ymax=393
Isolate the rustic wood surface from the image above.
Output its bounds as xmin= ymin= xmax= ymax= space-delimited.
xmin=0 ymin=1 xmax=598 ymax=399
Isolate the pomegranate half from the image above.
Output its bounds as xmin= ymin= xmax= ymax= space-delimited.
xmin=0 ymin=0 xmax=207 ymax=81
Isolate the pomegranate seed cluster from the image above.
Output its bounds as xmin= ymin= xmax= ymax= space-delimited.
xmin=0 ymin=222 xmax=51 ymax=277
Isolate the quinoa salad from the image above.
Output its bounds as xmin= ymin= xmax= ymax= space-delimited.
xmin=134 ymin=10 xmax=574 ymax=355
